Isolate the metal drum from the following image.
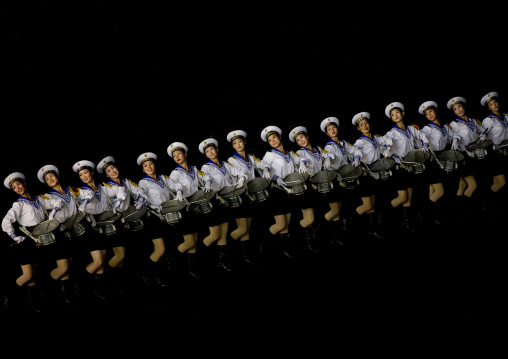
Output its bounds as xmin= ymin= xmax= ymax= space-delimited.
xmin=402 ymin=150 xmax=430 ymax=174
xmin=369 ymin=158 xmax=395 ymax=180
xmin=247 ymin=177 xmax=270 ymax=202
xmin=31 ymin=219 xmax=60 ymax=246
xmin=161 ymin=199 xmax=186 ymax=223
xmin=219 ymin=184 xmax=246 ymax=208
xmin=95 ymin=211 xmax=122 ymax=235
xmin=438 ymin=150 xmax=465 ymax=172
xmin=63 ymin=211 xmax=90 ymax=238
xmin=121 ymin=205 xmax=147 ymax=231
xmin=497 ymin=139 xmax=508 ymax=156
xmin=465 ymin=140 xmax=492 ymax=160
xmin=189 ymin=190 xmax=215 ymax=214
xmin=283 ymin=172 xmax=309 ymax=195
xmin=310 ymin=170 xmax=337 ymax=193
xmin=337 ymin=164 xmax=363 ymax=189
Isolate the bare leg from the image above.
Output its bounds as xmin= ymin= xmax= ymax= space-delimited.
xmin=149 ymin=238 xmax=165 ymax=262
xmin=457 ymin=177 xmax=467 ymax=196
xmin=429 ymin=183 xmax=444 ymax=202
xmin=492 ymin=174 xmax=506 ymax=192
xmin=391 ymin=189 xmax=408 ymax=208
xmin=16 ymin=263 xmax=36 ymax=287
xmin=108 ymin=246 xmax=126 ymax=268
xmin=217 ymin=222 xmax=229 ymax=245
xmin=325 ymin=202 xmax=341 ymax=221
xmin=178 ymin=233 xmax=198 ymax=253
xmin=203 ymin=225 xmax=221 ymax=246
xmin=269 ymin=214 xmax=288 ymax=235
xmin=356 ymin=196 xmax=374 ymax=215
xmin=50 ymin=258 xmax=70 ymax=280
xmin=87 ymin=249 xmax=106 ymax=274
xmin=231 ymin=218 xmax=248 ymax=240
xmin=463 ymin=175 xmax=477 ymax=197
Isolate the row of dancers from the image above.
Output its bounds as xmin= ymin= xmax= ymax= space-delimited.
xmin=2 ymin=91 xmax=507 ymax=313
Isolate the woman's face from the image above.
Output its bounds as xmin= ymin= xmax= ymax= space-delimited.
xmin=232 ymin=138 xmax=246 ymax=152
xmin=390 ymin=109 xmax=404 ymax=123
xmin=44 ymin=172 xmax=59 ymax=188
xmin=452 ymin=103 xmax=466 ymax=117
xmin=488 ymin=99 xmax=499 ymax=112
xmin=267 ymin=133 xmax=281 ymax=148
xmin=172 ymin=150 xmax=186 ymax=165
xmin=205 ymin=146 xmax=218 ymax=160
xmin=105 ymin=164 xmax=120 ymax=180
xmin=425 ymin=108 xmax=437 ymax=122
xmin=11 ymin=180 xmax=27 ymax=196
xmin=326 ymin=124 xmax=338 ymax=138
xmin=79 ymin=169 xmax=93 ymax=185
xmin=142 ymin=160 xmax=156 ymax=176
xmin=357 ymin=119 xmax=370 ymax=135
xmin=295 ymin=133 xmax=309 ymax=148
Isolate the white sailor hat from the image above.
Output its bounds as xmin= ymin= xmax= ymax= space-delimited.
xmin=97 ymin=156 xmax=116 ymax=174
xmin=320 ymin=117 xmax=339 ymax=132
xmin=37 ymin=165 xmax=59 ymax=183
xmin=261 ymin=125 xmax=282 ymax=142
xmin=447 ymin=96 xmax=466 ymax=109
xmin=419 ymin=101 xmax=438 ymax=115
xmin=352 ymin=112 xmax=370 ymax=126
xmin=4 ymin=172 xmax=25 ymax=189
xmin=385 ymin=102 xmax=405 ymax=118
xmin=481 ymin=91 xmax=499 ymax=106
xmin=137 ymin=152 xmax=157 ymax=166
xmin=289 ymin=126 xmax=307 ymax=142
xmin=227 ymin=130 xmax=247 ymax=142
xmin=72 ymin=160 xmax=96 ymax=173
xmin=199 ymin=138 xmax=219 ymax=154
xmin=167 ymin=142 xmax=188 ymax=157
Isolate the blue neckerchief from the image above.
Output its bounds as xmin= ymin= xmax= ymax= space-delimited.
xmin=360 ymin=134 xmax=377 ymax=149
xmin=455 ymin=116 xmax=475 ymax=133
xmin=428 ymin=121 xmax=446 ymax=137
xmin=83 ymin=183 xmax=102 ymax=200
xmin=106 ymin=178 xmax=127 ymax=188
xmin=272 ymin=148 xmax=291 ymax=163
xmin=393 ymin=125 xmax=411 ymax=139
xmin=326 ymin=139 xmax=346 ymax=155
xmin=49 ymin=187 xmax=71 ymax=204
xmin=490 ymin=112 xmax=508 ymax=129
xmin=233 ymin=152 xmax=252 ymax=171
xmin=17 ymin=195 xmax=40 ymax=209
xmin=176 ymin=164 xmax=196 ymax=181
xmin=206 ymin=160 xmax=227 ymax=176
xmin=141 ymin=174 xmax=164 ymax=189
xmin=301 ymin=146 xmax=321 ymax=161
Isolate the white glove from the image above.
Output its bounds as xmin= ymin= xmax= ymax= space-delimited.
xmin=493 ymin=144 xmax=500 ymax=151
xmin=134 ymin=196 xmax=146 ymax=209
xmin=393 ymin=155 xmax=401 ymax=164
xmin=323 ymin=157 xmax=331 ymax=170
xmin=48 ymin=208 xmax=57 ymax=220
xmin=383 ymin=148 xmax=392 ymax=158
xmin=78 ymin=199 xmax=90 ymax=212
xmin=276 ymin=177 xmax=286 ymax=186
xmin=89 ymin=215 xmax=97 ymax=227
xmin=298 ymin=161 xmax=307 ymax=174
xmin=204 ymin=181 xmax=212 ymax=192
xmin=151 ymin=204 xmax=162 ymax=212
xmin=479 ymin=133 xmax=487 ymax=141
xmin=353 ymin=157 xmax=360 ymax=167
xmin=13 ymin=236 xmax=26 ymax=244
xmin=451 ymin=139 xmax=459 ymax=151
xmin=262 ymin=168 xmax=271 ymax=181
xmin=422 ymin=143 xmax=430 ymax=152
xmin=113 ymin=199 xmax=123 ymax=213
xmin=236 ymin=177 xmax=245 ymax=189
xmin=176 ymin=191 xmax=184 ymax=202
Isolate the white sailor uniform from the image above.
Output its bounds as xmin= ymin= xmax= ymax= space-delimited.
xmin=481 ymin=111 xmax=508 ymax=176
xmin=421 ymin=121 xmax=457 ymax=185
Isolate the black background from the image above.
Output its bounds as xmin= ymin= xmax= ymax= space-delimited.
xmin=2 ymin=2 xmax=507 ymax=207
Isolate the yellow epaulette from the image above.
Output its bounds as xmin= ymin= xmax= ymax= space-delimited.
xmin=374 ymin=134 xmax=382 ymax=137
xmin=291 ymin=151 xmax=300 ymax=157
xmin=410 ymin=124 xmax=420 ymax=130
xmin=226 ymin=161 xmax=232 ymax=166
xmin=345 ymin=141 xmax=353 ymax=146
xmin=318 ymin=146 xmax=327 ymax=154
xmin=161 ymin=174 xmax=170 ymax=179
xmin=69 ymin=187 xmax=80 ymax=195
xmin=127 ymin=179 xmax=138 ymax=187
xmin=475 ymin=119 xmax=482 ymax=125
xmin=251 ymin=154 xmax=261 ymax=162
xmin=445 ymin=123 xmax=452 ymax=129
xmin=197 ymin=169 xmax=204 ymax=176
xmin=102 ymin=182 xmax=113 ymax=188
xmin=39 ymin=194 xmax=50 ymax=200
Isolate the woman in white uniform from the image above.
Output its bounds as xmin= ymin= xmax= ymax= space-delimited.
xmin=136 ymin=152 xmax=184 ymax=285
xmin=418 ymin=101 xmax=458 ymax=226
xmin=260 ymin=125 xmax=308 ymax=259
xmin=320 ymin=116 xmax=362 ymax=242
xmin=198 ymin=137 xmax=247 ymax=271
xmin=167 ymin=142 xmax=210 ymax=279
xmin=97 ymin=155 xmax=147 ymax=291
xmin=351 ymin=112 xmax=392 ymax=239
xmin=37 ymin=164 xmax=94 ymax=308
xmin=479 ymin=91 xmax=508 ymax=217
xmin=72 ymin=160 xmax=128 ymax=299
xmin=289 ymin=125 xmax=331 ymax=253
xmin=2 ymin=172 xmax=63 ymax=312
xmin=226 ymin=129 xmax=266 ymax=264
xmin=382 ymin=102 xmax=430 ymax=233
xmin=447 ymin=96 xmax=483 ymax=216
